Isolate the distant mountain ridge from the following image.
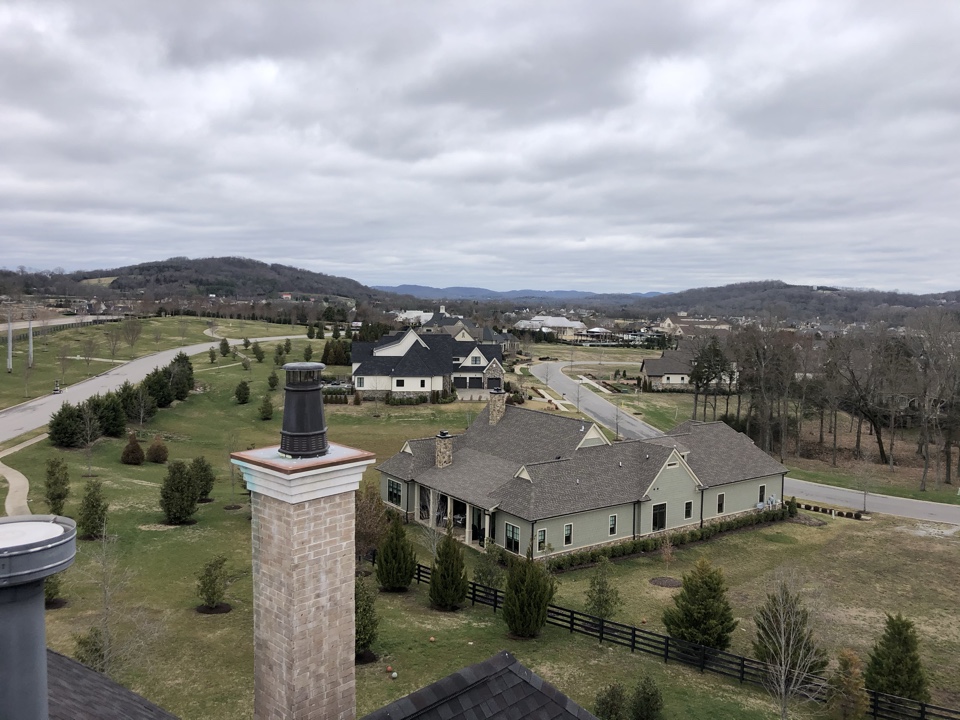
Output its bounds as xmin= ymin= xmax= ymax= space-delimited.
xmin=374 ymin=284 xmax=663 ymax=301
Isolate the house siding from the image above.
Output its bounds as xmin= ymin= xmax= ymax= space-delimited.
xmin=380 ymin=473 xmax=409 ymax=517
xmin=638 ymin=462 xmax=701 ymax=535
xmin=701 ymin=474 xmax=782 ymax=522
xmin=530 ymin=503 xmax=636 ymax=558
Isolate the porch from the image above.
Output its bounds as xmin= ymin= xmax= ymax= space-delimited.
xmin=415 ymin=483 xmax=494 ymax=548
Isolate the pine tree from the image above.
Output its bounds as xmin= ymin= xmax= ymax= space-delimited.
xmin=662 ymin=558 xmax=737 ymax=650
xmin=208 ymin=347 xmax=217 ymax=363
xmin=429 ymin=523 xmax=468 ymax=611
xmin=160 ymin=460 xmax=199 ymax=525
xmin=628 ymin=673 xmax=664 ymax=720
xmin=219 ymin=337 xmax=230 ymax=357
xmin=243 ymin=337 xmax=251 ymax=349
xmin=77 ymin=479 xmax=108 ymax=539
xmin=196 ymin=555 xmax=229 ymax=609
xmin=317 ymin=323 xmax=324 ymax=339
xmin=44 ymin=456 xmax=71 ymax=515
xmin=268 ymin=370 xmax=279 ymax=391
xmin=145 ymin=435 xmax=169 ymax=463
xmin=92 ymin=392 xmax=126 ymax=437
xmin=303 ymin=344 xmax=313 ymax=362
xmin=306 ymin=324 xmax=315 ymax=339
xmin=44 ymin=573 xmax=64 ymax=606
xmin=586 ymin=556 xmax=623 ymax=620
xmin=144 ymin=367 xmax=173 ymax=408
xmin=502 ymin=547 xmax=556 ymax=638
xmin=235 ymin=380 xmax=250 ymax=404
xmin=251 ymin=341 xmax=265 ymax=363
xmin=828 ymin=648 xmax=869 ymax=720
xmin=189 ymin=456 xmax=216 ymax=502
xmin=120 ymin=432 xmax=145 ymax=465
xmin=258 ymin=394 xmax=274 ymax=421
xmin=321 ymin=340 xmax=332 ymax=365
xmin=375 ymin=516 xmax=417 ymax=592
xmin=284 ymin=338 xmax=292 ymax=354
xmin=355 ymin=577 xmax=380 ymax=655
xmin=49 ymin=402 xmax=83 ymax=448
xmin=864 ymin=613 xmax=929 ymax=702
xmin=594 ymin=683 xmax=628 ymax=720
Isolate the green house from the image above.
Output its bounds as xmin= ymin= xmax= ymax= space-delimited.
xmin=378 ymin=391 xmax=787 ymax=558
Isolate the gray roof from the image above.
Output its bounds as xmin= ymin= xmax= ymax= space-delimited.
xmin=361 ymin=650 xmax=597 ymax=720
xmin=492 ymin=442 xmax=677 ymax=520
xmin=665 ymin=421 xmax=788 ymax=487
xmin=353 ymin=332 xmax=501 ymax=379
xmin=48 ymin=649 xmax=179 ymax=719
xmin=641 ymin=350 xmax=693 ymax=377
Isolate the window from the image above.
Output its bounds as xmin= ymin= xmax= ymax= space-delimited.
xmin=608 ymin=515 xmax=617 ymax=536
xmin=667 ymin=461 xmax=678 ymax=468
xmin=387 ymin=479 xmax=402 ymax=507
xmin=396 ymin=379 xmax=405 ymax=388
xmin=420 ymin=379 xmax=426 ymax=388
xmin=684 ymin=501 xmax=692 ymax=520
xmin=758 ymin=485 xmax=766 ymax=504
xmin=717 ymin=493 xmax=725 ymax=514
xmin=563 ymin=523 xmax=572 ymax=546
xmin=471 ymin=356 xmax=481 ymax=365
xmin=537 ymin=529 xmax=547 ymax=552
xmin=652 ymin=503 xmax=666 ymax=532
xmin=505 ymin=523 xmax=520 ymax=554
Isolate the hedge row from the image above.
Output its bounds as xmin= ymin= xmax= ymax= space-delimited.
xmin=801 ymin=503 xmax=862 ymax=520
xmin=492 ymin=507 xmax=790 ymax=573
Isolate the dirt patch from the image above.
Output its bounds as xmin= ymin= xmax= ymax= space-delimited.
xmin=896 ymin=522 xmax=960 ymax=539
xmin=789 ymin=513 xmax=828 ymax=527
xmin=196 ymin=603 xmax=232 ymax=615
xmin=356 ymin=649 xmax=378 ymax=665
xmin=138 ymin=523 xmax=179 ymax=531
xmin=650 ymin=577 xmax=682 ymax=588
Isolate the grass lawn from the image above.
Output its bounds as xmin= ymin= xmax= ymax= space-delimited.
xmin=4 ymin=345 xmax=959 ymax=717
xmin=0 ymin=316 xmax=306 ymax=410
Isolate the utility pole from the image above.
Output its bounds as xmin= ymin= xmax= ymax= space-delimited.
xmin=5 ymin=304 xmax=11 ymax=373
xmin=27 ymin=304 xmax=34 ymax=368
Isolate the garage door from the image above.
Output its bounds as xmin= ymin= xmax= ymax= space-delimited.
xmin=487 ymin=377 xmax=502 ymax=390
xmin=454 ymin=377 xmax=467 ymax=389
xmin=468 ymin=376 xmax=483 ymax=388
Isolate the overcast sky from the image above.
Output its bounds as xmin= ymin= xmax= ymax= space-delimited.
xmin=2 ymin=1 xmax=959 ymax=294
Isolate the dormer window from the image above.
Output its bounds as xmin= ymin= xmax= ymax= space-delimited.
xmin=471 ymin=356 xmax=481 ymax=365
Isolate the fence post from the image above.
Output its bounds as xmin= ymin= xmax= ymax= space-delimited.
xmin=569 ymin=610 xmax=574 ymax=634
xmin=699 ymin=646 xmax=706 ymax=673
xmin=920 ymin=702 xmax=926 ymax=720
xmin=739 ymin=656 xmax=744 ymax=683
xmin=493 ymin=589 xmax=499 ymax=613
xmin=630 ymin=626 xmax=636 ymax=653
xmin=599 ymin=618 xmax=604 ymax=645
xmin=663 ymin=636 xmax=670 ymax=664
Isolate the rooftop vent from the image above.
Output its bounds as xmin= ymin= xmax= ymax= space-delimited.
xmin=279 ymin=362 xmax=328 ymax=458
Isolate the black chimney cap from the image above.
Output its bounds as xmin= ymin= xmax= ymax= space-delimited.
xmin=280 ymin=362 xmax=329 ymax=458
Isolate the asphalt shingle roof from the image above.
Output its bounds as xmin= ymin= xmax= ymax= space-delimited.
xmin=361 ymin=651 xmax=597 ymax=720
xmin=48 ymin=649 xmax=179 ymax=720
xmin=665 ymin=421 xmax=788 ymax=487
xmin=353 ymin=332 xmax=501 ymax=379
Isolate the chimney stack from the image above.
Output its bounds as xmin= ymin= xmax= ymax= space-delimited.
xmin=0 ymin=515 xmax=77 ymax=720
xmin=488 ymin=388 xmax=507 ymax=425
xmin=232 ymin=362 xmax=375 ymax=720
xmin=435 ymin=430 xmax=453 ymax=468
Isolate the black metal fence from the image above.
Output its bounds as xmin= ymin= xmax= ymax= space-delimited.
xmin=0 ymin=318 xmax=118 ymax=345
xmin=413 ymin=564 xmax=959 ymax=720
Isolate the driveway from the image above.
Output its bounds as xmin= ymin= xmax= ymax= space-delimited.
xmin=528 ymin=361 xmax=661 ymax=440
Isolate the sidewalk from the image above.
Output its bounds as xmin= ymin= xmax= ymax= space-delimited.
xmin=0 ymin=434 xmax=47 ymax=516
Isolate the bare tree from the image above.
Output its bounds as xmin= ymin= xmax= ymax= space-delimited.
xmin=355 ymin=482 xmax=388 ymax=561
xmin=104 ymin=324 xmax=122 ymax=360
xmin=152 ymin=326 xmax=163 ymax=347
xmin=418 ymin=522 xmax=444 ymax=561
xmin=753 ymin=575 xmax=828 ymax=720
xmin=57 ymin=343 xmax=71 ymax=381
xmin=80 ymin=337 xmax=98 ymax=370
xmin=177 ymin=317 xmax=189 ymax=341
xmin=79 ymin=404 xmax=101 ymax=477
xmin=121 ymin=317 xmax=142 ymax=349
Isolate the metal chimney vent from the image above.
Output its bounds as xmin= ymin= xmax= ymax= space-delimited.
xmin=280 ymin=362 xmax=329 ymax=458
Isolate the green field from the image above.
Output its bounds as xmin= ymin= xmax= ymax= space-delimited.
xmin=0 ymin=316 xmax=311 ymax=410
xmin=3 ymin=345 xmax=959 ymax=717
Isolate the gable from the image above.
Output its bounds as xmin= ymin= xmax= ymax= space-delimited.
xmin=576 ymin=423 xmax=609 ymax=449
xmin=373 ymin=328 xmax=426 ymax=357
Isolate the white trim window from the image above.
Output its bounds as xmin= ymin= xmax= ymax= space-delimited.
xmin=537 ymin=528 xmax=547 ymax=552
xmin=563 ymin=523 xmax=572 ymax=546
xmin=396 ymin=379 xmax=405 ymax=388
xmin=387 ymin=479 xmax=402 ymax=507
xmin=684 ymin=501 xmax=692 ymax=520
xmin=717 ymin=493 xmax=725 ymax=514
xmin=608 ymin=514 xmax=617 ymax=536
xmin=505 ymin=523 xmax=520 ymax=554
xmin=759 ymin=485 xmax=766 ymax=504
xmin=355 ymin=377 xmax=364 ymax=388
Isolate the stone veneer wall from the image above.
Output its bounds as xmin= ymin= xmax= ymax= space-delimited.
xmin=251 ymin=490 xmax=356 ymax=720
xmin=435 ymin=435 xmax=453 ymax=469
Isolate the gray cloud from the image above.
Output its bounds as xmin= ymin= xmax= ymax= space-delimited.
xmin=1 ymin=0 xmax=959 ymax=294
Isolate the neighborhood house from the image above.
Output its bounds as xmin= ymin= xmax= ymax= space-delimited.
xmin=378 ymin=391 xmax=787 ymax=557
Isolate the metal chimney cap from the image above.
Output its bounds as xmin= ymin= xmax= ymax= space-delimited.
xmin=0 ymin=515 xmax=76 ymax=586
xmin=437 ymin=430 xmax=451 ymax=438
xmin=490 ymin=388 xmax=507 ymax=395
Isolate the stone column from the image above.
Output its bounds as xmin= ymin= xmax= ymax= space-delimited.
xmin=232 ymin=444 xmax=375 ymax=720
xmin=464 ymin=502 xmax=472 ymax=543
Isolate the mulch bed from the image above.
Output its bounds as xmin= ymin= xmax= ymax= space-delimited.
xmin=198 ymin=497 xmax=215 ymax=504
xmin=649 ymin=577 xmax=682 ymax=588
xmin=45 ymin=598 xmax=68 ymax=610
xmin=355 ymin=649 xmax=378 ymax=665
xmin=196 ymin=603 xmax=232 ymax=615
xmin=789 ymin=514 xmax=828 ymax=527
xmin=223 ymin=504 xmax=243 ymax=510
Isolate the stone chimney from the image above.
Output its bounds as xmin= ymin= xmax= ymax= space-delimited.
xmin=435 ymin=430 xmax=453 ymax=468
xmin=488 ymin=388 xmax=507 ymax=425
xmin=231 ymin=362 xmax=375 ymax=720
xmin=0 ymin=515 xmax=77 ymax=720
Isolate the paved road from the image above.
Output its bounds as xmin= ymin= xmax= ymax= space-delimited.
xmin=528 ymin=361 xmax=662 ymax=440
xmin=0 ymin=333 xmax=302 ymax=445
xmin=784 ymin=476 xmax=960 ymax=525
